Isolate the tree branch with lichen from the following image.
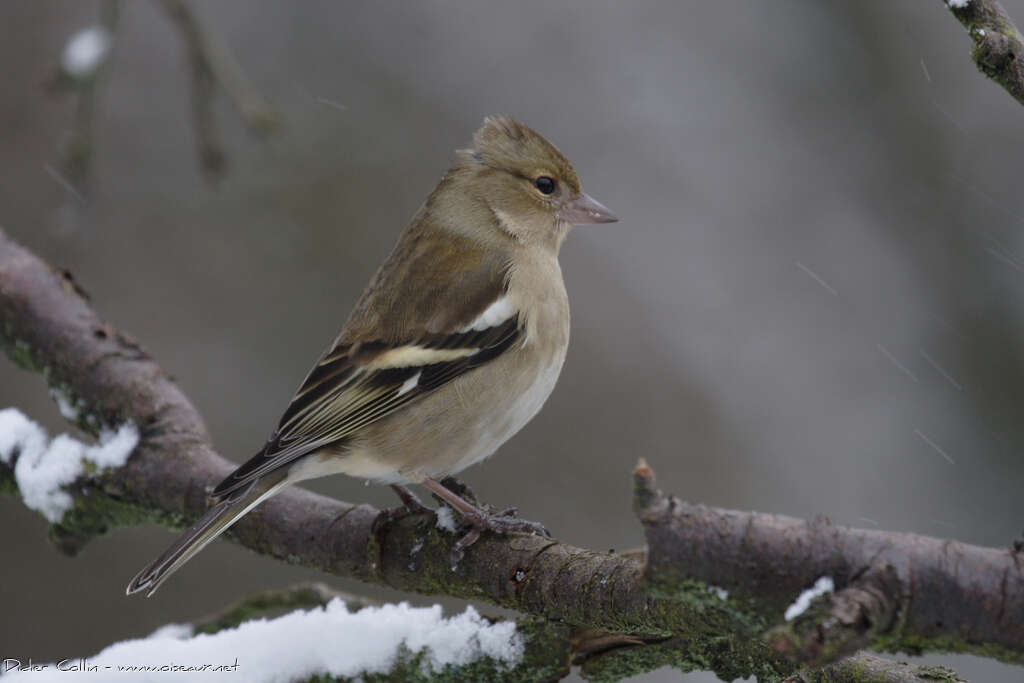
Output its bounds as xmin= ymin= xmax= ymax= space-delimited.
xmin=0 ymin=228 xmax=988 ymax=682
xmin=633 ymin=459 xmax=1024 ymax=671
xmin=943 ymin=0 xmax=1024 ymax=107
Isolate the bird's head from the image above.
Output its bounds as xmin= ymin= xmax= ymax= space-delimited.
xmin=449 ymin=116 xmax=617 ymax=250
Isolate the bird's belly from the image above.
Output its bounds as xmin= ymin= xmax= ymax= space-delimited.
xmin=444 ymin=354 xmax=563 ymax=476
xmin=341 ymin=341 xmax=566 ymax=483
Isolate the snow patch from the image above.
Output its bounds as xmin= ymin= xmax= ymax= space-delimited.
xmin=0 ymin=408 xmax=138 ymax=522
xmin=50 ymin=387 xmax=80 ymax=421
xmin=4 ymin=601 xmax=523 ymax=682
xmin=61 ymin=26 xmax=112 ymax=80
xmin=784 ymin=576 xmax=835 ymax=621
xmin=435 ymin=505 xmax=459 ymax=533
xmin=947 ymin=0 xmax=971 ymax=8
xmin=146 ymin=623 xmax=194 ymax=641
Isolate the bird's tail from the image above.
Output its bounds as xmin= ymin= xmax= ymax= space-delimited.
xmin=126 ymin=471 xmax=288 ymax=597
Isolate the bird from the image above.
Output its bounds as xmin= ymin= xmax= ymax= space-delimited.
xmin=127 ymin=115 xmax=618 ymax=596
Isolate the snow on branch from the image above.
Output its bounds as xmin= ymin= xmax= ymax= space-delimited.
xmin=0 ymin=228 xmax=980 ymax=682
xmin=4 ymin=601 xmax=525 ymax=683
xmin=0 ymin=408 xmax=137 ymax=522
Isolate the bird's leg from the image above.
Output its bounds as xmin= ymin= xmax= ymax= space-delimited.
xmin=422 ymin=478 xmax=550 ymax=542
xmin=376 ymin=484 xmax=433 ymax=527
xmin=390 ymin=484 xmax=431 ymax=515
xmin=438 ymin=476 xmax=521 ymax=517
xmin=438 ymin=476 xmax=480 ymax=507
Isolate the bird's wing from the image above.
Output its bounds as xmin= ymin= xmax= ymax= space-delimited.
xmin=211 ymin=230 xmax=520 ymax=500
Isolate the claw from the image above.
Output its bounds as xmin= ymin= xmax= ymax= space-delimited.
xmin=421 ymin=478 xmax=553 ymax=564
xmin=478 ymin=514 xmax=549 ymax=537
xmin=451 ymin=527 xmax=481 ymax=567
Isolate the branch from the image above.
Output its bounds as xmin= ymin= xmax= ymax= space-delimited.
xmin=0 ymin=228 xmax=782 ymax=681
xmin=46 ymin=0 xmax=120 ymax=199
xmin=0 ymin=228 xmax=975 ymax=683
xmin=944 ymin=0 xmax=1024 ymax=107
xmin=633 ymin=460 xmax=1024 ymax=668
xmin=132 ymin=584 xmax=971 ymax=683
xmin=158 ymin=0 xmax=280 ymax=133
xmin=154 ymin=0 xmax=281 ymax=182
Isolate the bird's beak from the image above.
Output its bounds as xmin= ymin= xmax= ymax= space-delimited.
xmin=559 ymin=193 xmax=619 ymax=224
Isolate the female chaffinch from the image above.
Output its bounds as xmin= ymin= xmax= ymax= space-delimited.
xmin=128 ymin=116 xmax=617 ymax=596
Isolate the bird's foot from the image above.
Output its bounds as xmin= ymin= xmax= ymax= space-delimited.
xmin=422 ymin=477 xmax=550 ymax=566
xmin=472 ymin=511 xmax=549 ymax=537
xmin=447 ymin=510 xmax=550 ymax=566
xmin=438 ymin=478 xmax=522 ymax=519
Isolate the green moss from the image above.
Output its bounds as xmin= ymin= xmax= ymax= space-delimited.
xmin=402 ymin=526 xmax=495 ymax=601
xmin=47 ymin=486 xmax=187 ymax=556
xmin=646 ymin=578 xmax=769 ymax=640
xmin=581 ymin=641 xmax=699 ymax=682
xmin=1 ymin=330 xmax=47 ymax=374
xmin=872 ymin=630 xmax=1024 ymax=667
xmin=579 ymin=577 xmax=789 ymax=682
xmin=0 ymin=472 xmax=17 ymax=500
xmin=581 ymin=635 xmax=790 ymax=683
xmin=913 ymin=664 xmax=966 ymax=682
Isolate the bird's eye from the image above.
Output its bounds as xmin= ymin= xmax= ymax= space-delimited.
xmin=534 ymin=176 xmax=556 ymax=195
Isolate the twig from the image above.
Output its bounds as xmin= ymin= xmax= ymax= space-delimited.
xmin=158 ymin=0 xmax=280 ymax=134
xmin=55 ymin=0 xmax=121 ymax=197
xmin=157 ymin=0 xmax=280 ymax=182
xmin=943 ymin=0 xmax=1024 ymax=107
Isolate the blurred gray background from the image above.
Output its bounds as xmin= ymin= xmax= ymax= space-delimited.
xmin=1 ymin=2 xmax=1023 ymax=681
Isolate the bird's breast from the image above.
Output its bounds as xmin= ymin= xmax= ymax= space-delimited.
xmin=342 ymin=252 xmax=571 ymax=483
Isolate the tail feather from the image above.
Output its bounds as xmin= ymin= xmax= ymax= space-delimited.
xmin=126 ymin=474 xmax=288 ymax=597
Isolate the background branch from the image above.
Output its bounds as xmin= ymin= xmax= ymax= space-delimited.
xmin=158 ymin=0 xmax=280 ymax=133
xmin=944 ymin=0 xmax=1024 ymax=106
